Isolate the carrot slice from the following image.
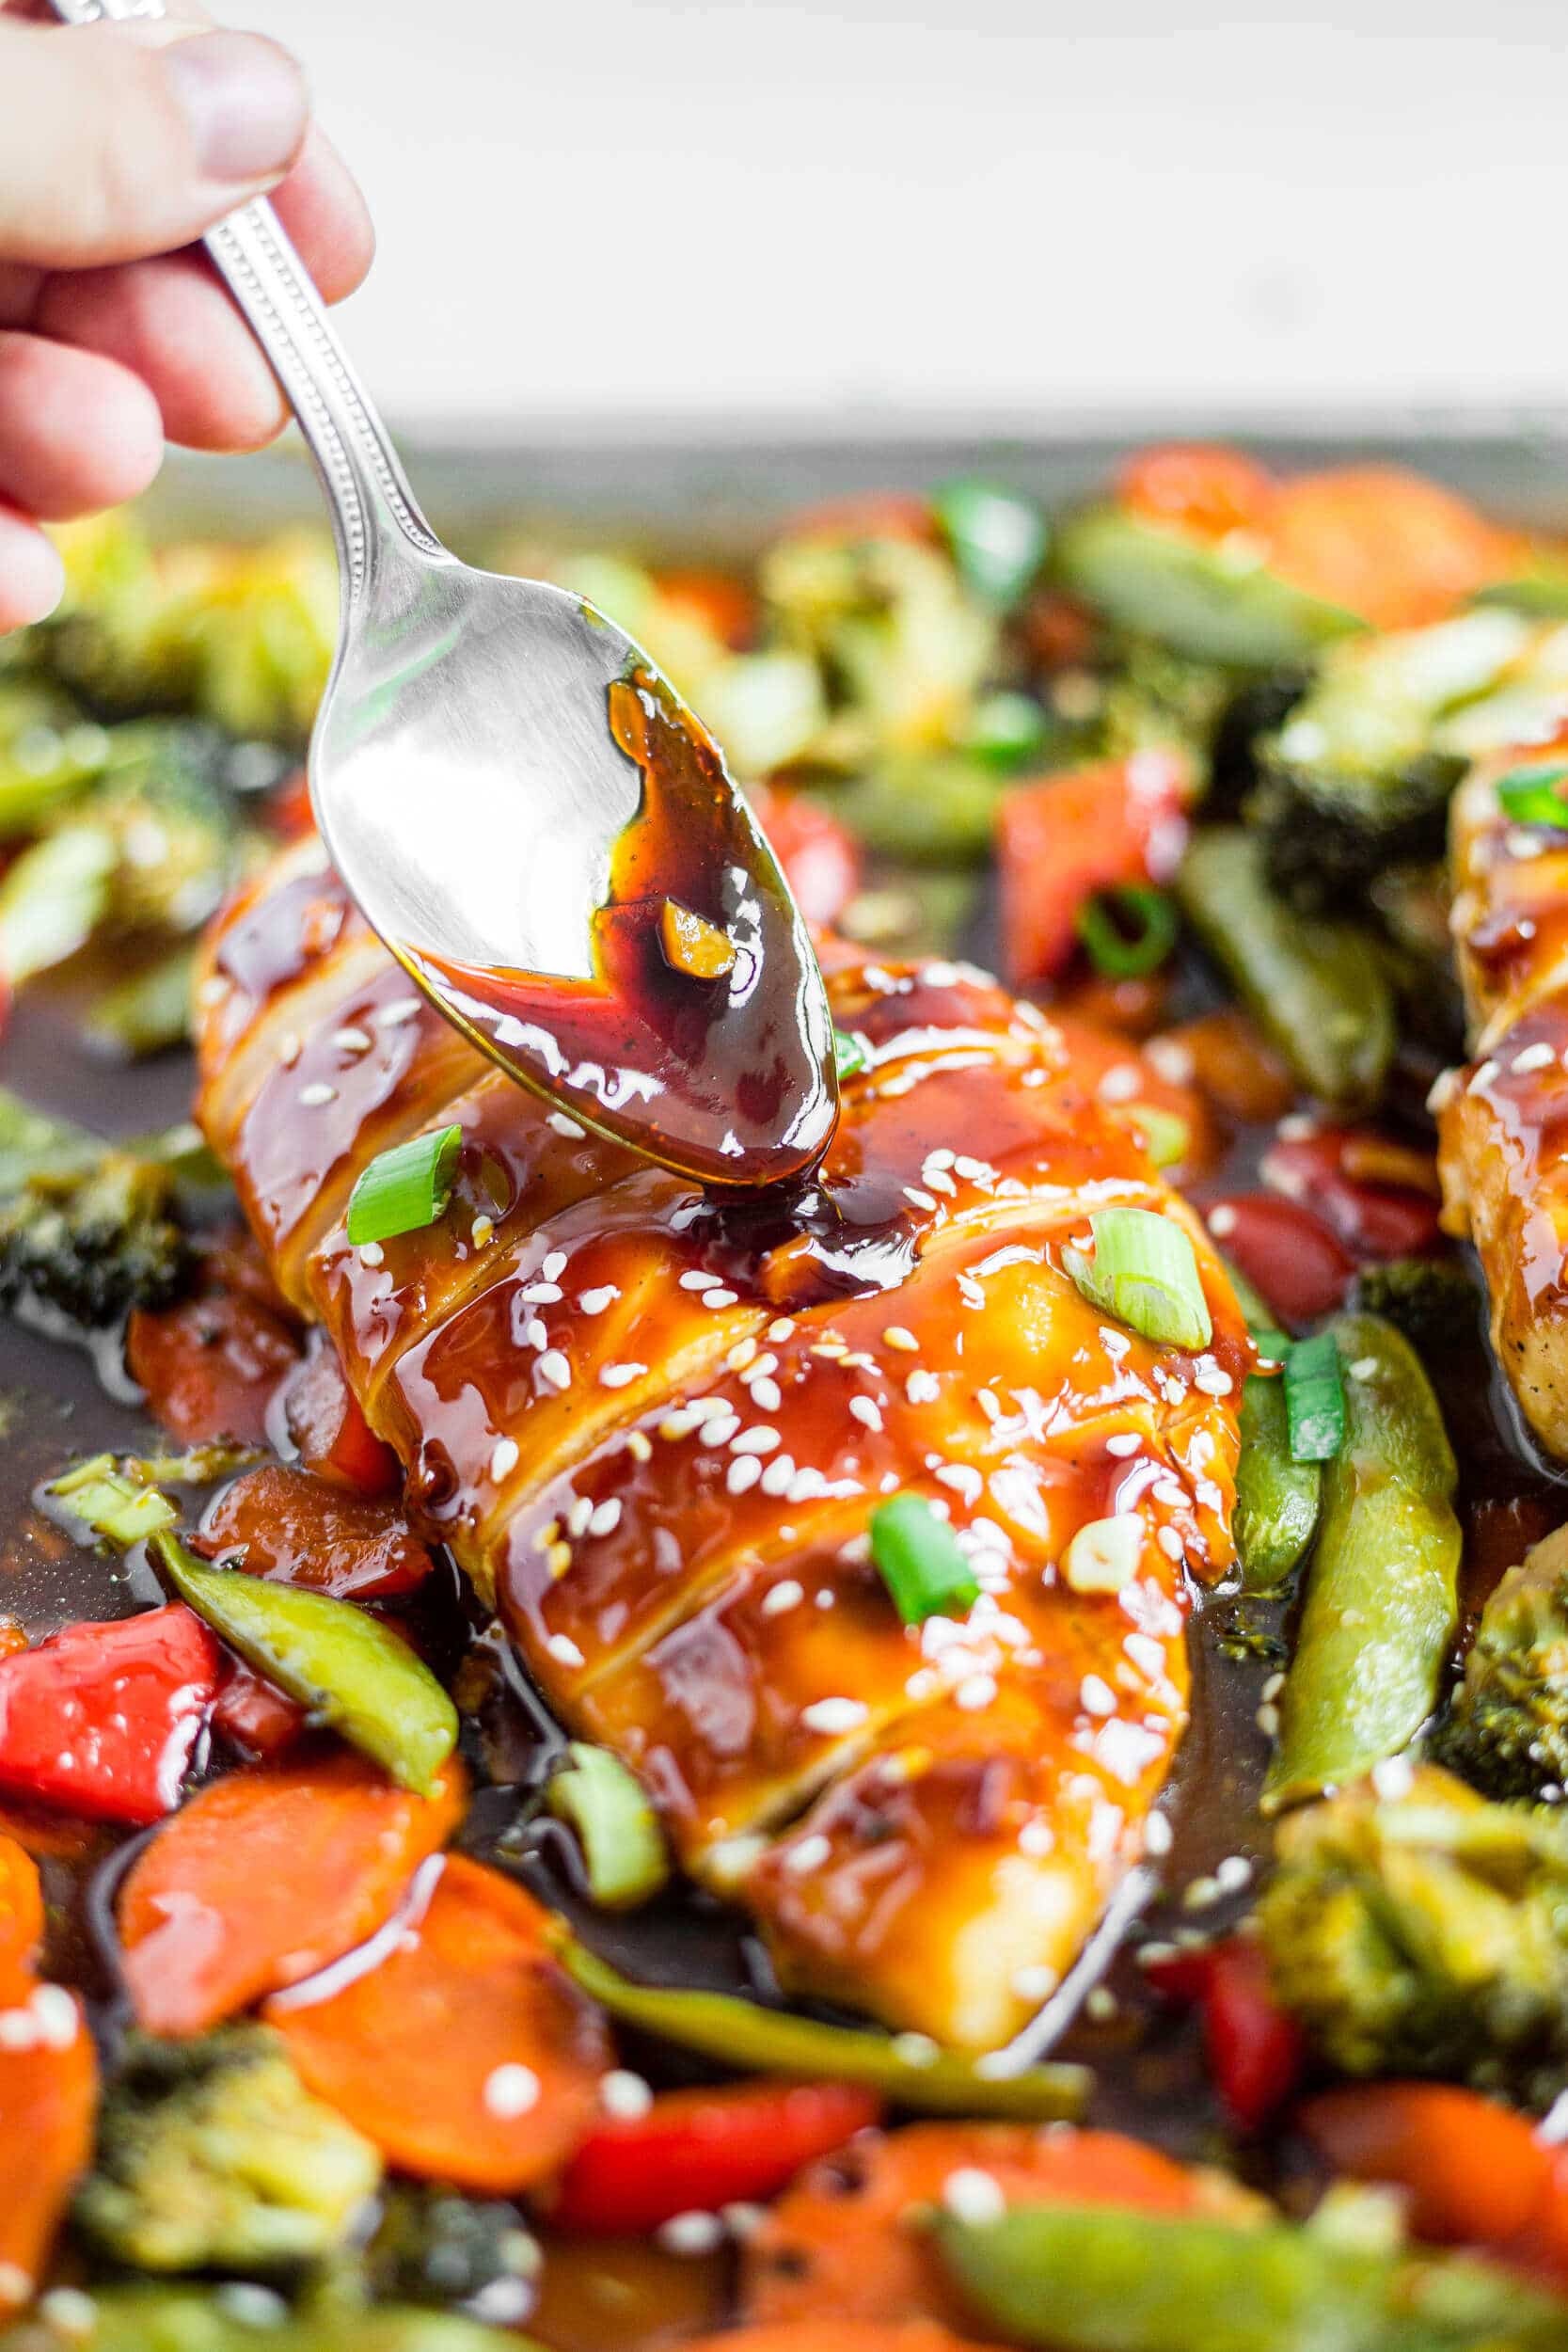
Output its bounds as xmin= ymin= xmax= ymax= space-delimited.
xmin=266 ymin=1853 xmax=610 ymax=2192
xmin=743 ymin=2122 xmax=1239 ymax=2330
xmin=0 ymin=1988 xmax=97 ymax=2306
xmin=1266 ymin=466 xmax=1522 ymax=630
xmin=119 ymin=1751 xmax=467 ymax=2036
xmin=0 ymin=1837 xmax=42 ymax=1997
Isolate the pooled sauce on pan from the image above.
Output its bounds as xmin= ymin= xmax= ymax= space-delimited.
xmin=410 ymin=673 xmax=839 ymax=1190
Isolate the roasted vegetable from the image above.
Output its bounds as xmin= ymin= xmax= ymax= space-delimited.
xmin=1248 ymin=608 xmax=1533 ymax=906
xmin=1263 ymin=1313 xmax=1460 ymax=1811
xmin=363 ymin=2185 xmax=539 ymax=2312
xmin=1434 ymin=1523 xmax=1568 ymax=1801
xmin=1052 ymin=503 xmax=1361 ymax=668
xmin=1257 ymin=1763 xmax=1568 ymax=2108
xmin=1350 ymin=1255 xmax=1482 ymax=1355
xmin=75 ymin=2026 xmax=382 ymax=2273
xmin=0 ymin=2290 xmax=527 ymax=2351
xmin=1177 ymin=828 xmax=1396 ymax=1107
xmin=0 ymin=1141 xmax=189 ymax=1327
xmin=934 ymin=2196 xmax=1568 ymax=2351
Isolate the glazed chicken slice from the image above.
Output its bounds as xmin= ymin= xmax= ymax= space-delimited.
xmin=1438 ymin=726 xmax=1568 ymax=1457
xmin=196 ymin=839 xmax=1247 ymax=2048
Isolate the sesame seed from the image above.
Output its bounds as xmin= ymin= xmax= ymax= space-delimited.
xmin=1098 ymin=1064 xmax=1141 ymax=1104
xmin=812 ymin=1341 xmax=847 ymax=1359
xmin=520 ymin=1280 xmax=562 ymax=1305
xmin=936 ymin=1463 xmax=982 ymax=1502
xmin=1012 ymin=1963 xmax=1059 ymax=2002
xmin=1215 ymin=1854 xmax=1253 ymax=1894
xmin=1469 ymin=1058 xmax=1500 ymax=1093
xmin=298 ymin=1080 xmax=337 ymax=1106
xmin=538 ymin=1350 xmax=571 ymax=1391
xmin=1104 ymin=1431 xmax=1141 ymax=1457
xmin=953 ymin=1153 xmax=991 ymax=1181
xmin=884 ymin=1326 xmax=919 ymax=1351
xmin=893 ymin=2032 xmax=940 ymax=2066
xmin=1347 ymin=1355 xmax=1379 ymax=1380
xmin=704 ymin=1289 xmax=739 ymax=1309
xmin=727 ymin=1338 xmax=760 ymax=1372
xmin=784 ymin=1832 xmax=833 ymax=1872
xmin=1020 ymin=1819 xmax=1055 ymax=1856
xmin=626 ymin=1431 xmax=652 ymax=1462
xmin=357 ymin=1241 xmax=385 ymax=1267
xmin=905 ymin=1370 xmax=940 ymax=1406
xmin=523 ymin=1318 xmax=548 ymax=1351
xmin=679 ymin=1269 xmax=717 ymax=1290
xmin=768 ymin=1318 xmax=795 ymax=1342
xmin=378 ymin=995 xmax=423 ymax=1027
xmin=215 ymin=2284 xmax=290 ymax=2328
xmin=1182 ymin=1875 xmax=1221 ymax=1912
xmin=902 ymin=1186 xmax=939 ymax=1212
xmin=1261 ymin=1670 xmax=1286 ymax=1702
xmin=955 ymin=1673 xmax=997 ymax=1710
xmin=549 ymin=1112 xmax=586 ymax=1138
xmin=1085 ymin=1986 xmax=1118 ymax=2022
xmin=600 ymin=1362 xmax=646 ymax=1389
xmin=37 ymin=2290 xmax=97 ymax=2341
xmin=700 ymin=1407 xmax=741 ymax=1447
xmin=1194 ymin=1367 xmax=1232 ymax=1396
xmin=579 ymin=1286 xmax=618 ymax=1313
xmin=1064 ymin=1516 xmax=1142 ymax=1595
xmin=747 ymin=1376 xmax=781 ymax=1414
xmin=760 ymin=1454 xmax=797 ymax=1495
xmin=542 ymin=1252 xmax=567 ymax=1281
xmin=483 ymin=2062 xmax=540 ymax=2118
xmin=849 ymin=1396 xmax=884 ymax=1433
xmin=1144 ymin=1811 xmax=1173 ymax=1856
xmin=332 ymin=1025 xmax=372 ymax=1053
xmin=1256 ymin=1701 xmax=1280 ymax=1737
xmin=787 ymin=1468 xmax=823 ymax=1503
xmin=1144 ymin=1036 xmax=1195 ymax=1085
xmin=726 ymin=1455 xmax=762 ymax=1495
xmin=546 ymin=1633 xmax=585 ymax=1669
xmin=942 ymin=2168 xmax=1007 ymax=2226
xmin=546 ymin=1542 xmax=572 ymax=1579
xmin=657 ymin=2211 xmax=726 ymax=2257
xmin=762 ymin=1580 xmax=803 ymax=1615
xmin=27 ymin=1986 xmax=76 ymax=2049
xmin=277 ymin=1030 xmax=302 ymax=1066
xmin=490 ymin=1438 xmax=520 ymax=1482
xmin=731 ymin=1426 xmax=780 ymax=1455
xmin=1206 ymin=1204 xmax=1238 ymax=1237
xmin=567 ymin=1497 xmax=593 ymax=1537
xmin=1513 ymin=1041 xmax=1558 ymax=1074
xmin=801 ymin=1696 xmax=868 ymax=1735
xmin=1156 ymin=1527 xmax=1184 ymax=1561
xmin=1426 ymin=1067 xmax=1460 ymax=1114
xmin=1080 ymin=1674 xmax=1117 ymax=1717
xmin=1372 ymin=1754 xmax=1416 ymax=1800
xmin=599 ymin=2068 xmax=654 ymax=2119
xmin=471 ymin=1216 xmax=495 ymax=1248
xmin=0 ymin=2267 xmax=29 ymax=2312
xmin=589 ymin=1499 xmax=623 ymax=1536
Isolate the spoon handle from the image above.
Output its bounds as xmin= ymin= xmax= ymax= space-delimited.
xmin=46 ymin=0 xmax=448 ymax=609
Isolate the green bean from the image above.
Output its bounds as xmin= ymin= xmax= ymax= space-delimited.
xmin=154 ymin=1534 xmax=457 ymax=1798
xmin=85 ymin=946 xmax=197 ymax=1060
xmin=1262 ymin=1312 xmax=1460 ymax=1813
xmin=933 ymin=2201 xmax=1568 ymax=2352
xmin=0 ymin=2289 xmax=532 ymax=2352
xmin=1234 ymin=1362 xmax=1321 ymax=1593
xmin=1052 ymin=506 xmax=1361 ymax=667
xmin=1177 ymin=828 xmax=1396 ymax=1108
xmin=552 ymin=1931 xmax=1089 ymax=2121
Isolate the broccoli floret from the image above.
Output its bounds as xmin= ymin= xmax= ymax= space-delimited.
xmin=1351 ymin=1258 xmax=1482 ymax=1356
xmin=74 ymin=2027 xmax=382 ymax=2275
xmin=1257 ymin=1764 xmax=1568 ymax=2109
xmin=0 ymin=1151 xmax=189 ymax=1327
xmin=1433 ymin=1526 xmax=1568 ymax=1803
xmin=365 ymin=2186 xmax=540 ymax=2312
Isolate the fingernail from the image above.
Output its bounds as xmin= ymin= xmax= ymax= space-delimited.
xmin=163 ymin=31 xmax=309 ymax=184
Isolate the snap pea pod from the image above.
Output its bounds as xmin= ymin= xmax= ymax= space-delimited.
xmin=547 ymin=1742 xmax=670 ymax=1910
xmin=154 ymin=1534 xmax=457 ymax=1798
xmin=0 ymin=2290 xmax=529 ymax=2352
xmin=1177 ymin=828 xmax=1396 ymax=1108
xmin=934 ymin=2201 xmax=1568 ymax=2352
xmin=1234 ymin=1361 xmax=1321 ymax=1593
xmin=552 ymin=1931 xmax=1089 ymax=2121
xmin=1052 ymin=505 xmax=1362 ymax=667
xmin=1262 ymin=1313 xmax=1460 ymax=1813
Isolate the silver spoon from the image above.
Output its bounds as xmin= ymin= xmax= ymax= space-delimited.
xmin=48 ymin=0 xmax=838 ymax=1190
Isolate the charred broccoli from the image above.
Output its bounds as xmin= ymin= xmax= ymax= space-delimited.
xmin=364 ymin=2187 xmax=540 ymax=2314
xmin=74 ymin=2027 xmax=382 ymax=2274
xmin=1257 ymin=1764 xmax=1568 ymax=2109
xmin=1351 ymin=1256 xmax=1482 ymax=1356
xmin=0 ymin=1150 xmax=189 ymax=1327
xmin=1434 ymin=1525 xmax=1568 ymax=1802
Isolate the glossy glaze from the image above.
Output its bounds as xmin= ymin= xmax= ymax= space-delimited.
xmin=196 ymin=847 xmax=1247 ymax=2048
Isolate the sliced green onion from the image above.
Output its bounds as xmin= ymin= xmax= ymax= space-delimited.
xmin=1062 ymin=1206 xmax=1212 ymax=1351
xmin=345 ymin=1123 xmax=462 ymax=1247
xmin=1127 ymin=1103 xmax=1189 ymax=1170
xmin=832 ymin=1027 xmax=870 ymax=1082
xmin=547 ymin=1741 xmax=669 ymax=1910
xmin=1284 ymin=1328 xmax=1345 ymax=1461
xmin=963 ymin=691 xmax=1049 ymax=772
xmin=870 ymin=1494 xmax=981 ymax=1626
xmin=45 ymin=1454 xmax=177 ymax=1547
xmin=1073 ymin=884 xmax=1179 ymax=979
xmin=930 ymin=479 xmax=1048 ymax=611
xmin=1497 ymin=760 xmax=1568 ymax=828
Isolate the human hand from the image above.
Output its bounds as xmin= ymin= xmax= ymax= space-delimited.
xmin=0 ymin=0 xmax=373 ymax=629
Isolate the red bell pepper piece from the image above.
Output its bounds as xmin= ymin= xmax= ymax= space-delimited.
xmin=750 ymin=786 xmax=862 ymax=931
xmin=1199 ymin=1192 xmax=1355 ymax=1329
xmin=1260 ymin=1128 xmax=1444 ymax=1263
xmin=281 ymin=1339 xmax=401 ymax=1498
xmin=197 ymin=1463 xmax=435 ymax=1602
xmin=1117 ymin=444 xmax=1277 ymax=542
xmin=0 ymin=1606 xmax=221 ymax=1825
xmin=211 ymin=1661 xmax=306 ymax=1762
xmin=127 ymin=1284 xmax=301 ymax=1448
xmin=997 ymin=749 xmax=1192 ymax=988
xmin=550 ymin=2079 xmax=883 ymax=2235
xmin=1301 ymin=2083 xmax=1568 ymax=2289
xmin=1146 ymin=1937 xmax=1304 ymax=2133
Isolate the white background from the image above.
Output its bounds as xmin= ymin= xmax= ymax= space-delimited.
xmin=248 ymin=0 xmax=1568 ymax=433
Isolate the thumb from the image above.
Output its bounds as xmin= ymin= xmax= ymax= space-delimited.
xmin=0 ymin=19 xmax=309 ymax=269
